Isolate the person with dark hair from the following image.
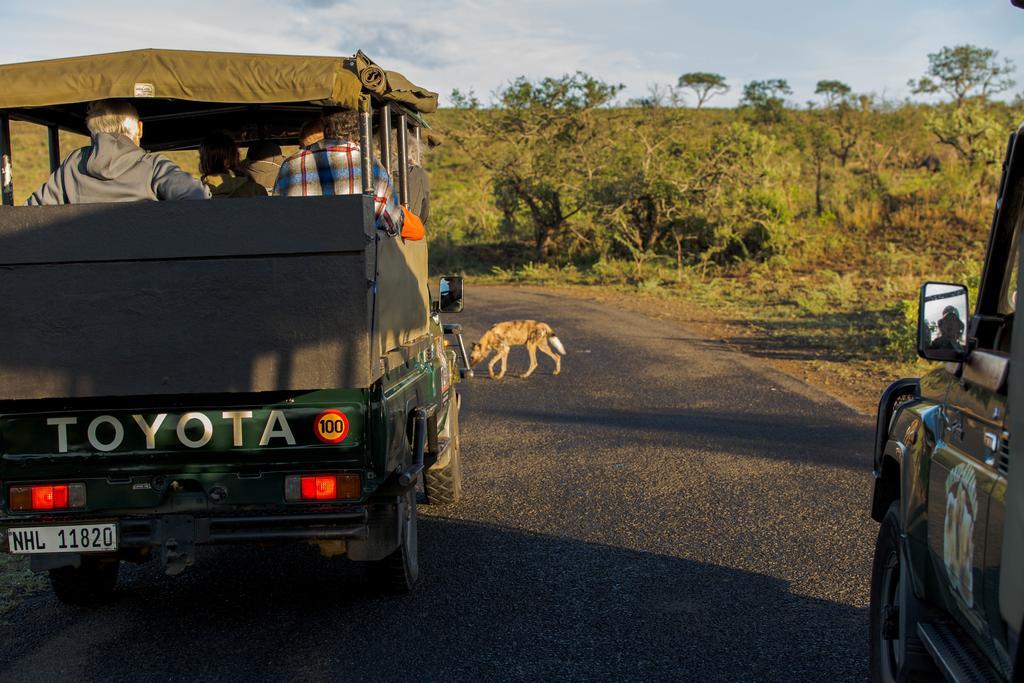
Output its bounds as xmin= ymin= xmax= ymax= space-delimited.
xmin=298 ymin=119 xmax=325 ymax=150
xmin=929 ymin=305 xmax=966 ymax=351
xmin=199 ymin=131 xmax=267 ymax=199
xmin=273 ymin=109 xmax=409 ymax=236
xmin=243 ymin=140 xmax=284 ymax=194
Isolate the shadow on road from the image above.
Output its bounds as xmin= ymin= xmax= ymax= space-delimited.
xmin=470 ymin=404 xmax=869 ymax=472
xmin=0 ymin=518 xmax=866 ymax=682
xmin=718 ymin=309 xmax=896 ymax=363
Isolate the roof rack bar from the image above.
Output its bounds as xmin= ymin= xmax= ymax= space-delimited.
xmin=379 ymin=104 xmax=392 ymax=175
xmin=396 ymin=112 xmax=410 ymax=206
xmin=0 ymin=113 xmax=12 ymax=206
xmin=47 ymin=125 xmax=61 ymax=174
xmin=359 ymin=102 xmax=373 ymax=195
xmin=141 ymin=105 xmax=252 ymax=122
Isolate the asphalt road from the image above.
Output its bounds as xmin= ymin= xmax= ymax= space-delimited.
xmin=0 ymin=285 xmax=877 ymax=682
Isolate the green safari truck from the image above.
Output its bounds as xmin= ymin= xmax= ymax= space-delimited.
xmin=869 ymin=116 xmax=1024 ymax=680
xmin=0 ymin=49 xmax=471 ymax=601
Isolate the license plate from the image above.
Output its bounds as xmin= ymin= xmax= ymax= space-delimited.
xmin=7 ymin=523 xmax=118 ymax=555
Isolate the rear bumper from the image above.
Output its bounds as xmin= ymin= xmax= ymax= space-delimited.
xmin=118 ymin=509 xmax=369 ymax=545
xmin=0 ymin=503 xmax=403 ymax=574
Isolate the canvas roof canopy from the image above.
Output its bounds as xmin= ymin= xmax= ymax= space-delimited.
xmin=0 ymin=48 xmax=438 ymax=150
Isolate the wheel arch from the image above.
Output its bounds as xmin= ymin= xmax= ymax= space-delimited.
xmin=871 ymin=378 xmax=920 ymax=522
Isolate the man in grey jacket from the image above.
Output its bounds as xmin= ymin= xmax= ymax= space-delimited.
xmin=27 ymin=99 xmax=209 ymax=205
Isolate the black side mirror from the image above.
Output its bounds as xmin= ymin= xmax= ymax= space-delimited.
xmin=439 ymin=276 xmax=464 ymax=313
xmin=918 ymin=282 xmax=969 ymax=362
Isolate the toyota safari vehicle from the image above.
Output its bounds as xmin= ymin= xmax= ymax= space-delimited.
xmin=869 ymin=123 xmax=1024 ymax=680
xmin=0 ymin=49 xmax=473 ymax=601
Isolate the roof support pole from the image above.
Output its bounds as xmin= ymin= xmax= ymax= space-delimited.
xmin=414 ymin=127 xmax=422 ymax=166
xmin=379 ymin=104 xmax=392 ymax=174
xmin=47 ymin=125 xmax=61 ymax=173
xmin=396 ymin=113 xmax=410 ymax=206
xmin=358 ymin=99 xmax=373 ymax=195
xmin=0 ymin=113 xmax=13 ymax=206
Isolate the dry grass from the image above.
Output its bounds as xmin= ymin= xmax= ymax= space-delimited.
xmin=0 ymin=554 xmax=45 ymax=619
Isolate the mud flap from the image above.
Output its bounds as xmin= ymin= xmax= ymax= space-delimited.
xmin=346 ymin=499 xmax=403 ymax=562
xmin=154 ymin=515 xmax=209 ymax=576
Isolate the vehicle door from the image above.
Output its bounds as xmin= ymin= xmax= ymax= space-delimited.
xmin=930 ymin=355 xmax=1003 ymax=639
xmin=928 ymin=135 xmax=1021 ymax=662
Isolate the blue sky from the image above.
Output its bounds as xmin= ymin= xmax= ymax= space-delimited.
xmin=1 ymin=0 xmax=1022 ymax=106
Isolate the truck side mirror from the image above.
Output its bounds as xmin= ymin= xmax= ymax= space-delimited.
xmin=918 ymin=282 xmax=969 ymax=362
xmin=439 ymin=276 xmax=464 ymax=313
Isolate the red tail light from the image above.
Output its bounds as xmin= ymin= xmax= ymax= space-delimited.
xmin=301 ymin=476 xmax=336 ymax=500
xmin=10 ymin=483 xmax=86 ymax=512
xmin=285 ymin=473 xmax=360 ymax=502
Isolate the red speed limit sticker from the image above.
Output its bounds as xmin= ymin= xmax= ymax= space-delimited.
xmin=313 ymin=409 xmax=350 ymax=444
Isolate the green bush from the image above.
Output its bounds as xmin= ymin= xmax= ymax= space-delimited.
xmin=882 ymin=299 xmax=920 ymax=363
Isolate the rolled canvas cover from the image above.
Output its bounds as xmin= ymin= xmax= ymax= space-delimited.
xmin=0 ymin=195 xmax=427 ymax=401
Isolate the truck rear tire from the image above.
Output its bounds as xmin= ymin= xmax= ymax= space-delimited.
xmin=377 ymin=489 xmax=419 ymax=593
xmin=49 ymin=557 xmax=120 ymax=606
xmin=423 ymin=394 xmax=462 ymax=505
xmin=870 ymin=501 xmax=933 ymax=682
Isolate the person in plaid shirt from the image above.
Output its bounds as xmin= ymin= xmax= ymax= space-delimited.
xmin=273 ymin=109 xmax=404 ymax=236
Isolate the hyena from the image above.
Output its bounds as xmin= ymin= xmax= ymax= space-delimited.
xmin=469 ymin=320 xmax=566 ymax=380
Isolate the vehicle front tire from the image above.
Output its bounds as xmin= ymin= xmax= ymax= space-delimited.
xmin=49 ymin=557 xmax=120 ymax=606
xmin=377 ymin=489 xmax=419 ymax=593
xmin=423 ymin=393 xmax=462 ymax=506
xmin=870 ymin=501 xmax=934 ymax=682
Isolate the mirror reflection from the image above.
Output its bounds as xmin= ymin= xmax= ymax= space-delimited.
xmin=921 ymin=283 xmax=968 ymax=353
xmin=439 ymin=276 xmax=464 ymax=313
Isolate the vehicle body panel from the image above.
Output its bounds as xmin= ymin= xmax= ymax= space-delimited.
xmin=870 ymin=123 xmax=1024 ymax=680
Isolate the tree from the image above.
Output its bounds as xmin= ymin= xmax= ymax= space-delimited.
xmin=593 ymin=116 xmax=782 ymax=278
xmin=592 ymin=108 xmax=690 ymax=280
xmin=925 ymin=101 xmax=1005 ymax=166
xmin=740 ymin=79 xmax=792 ymax=123
xmin=449 ymin=73 xmax=623 ymax=260
xmin=909 ymin=44 xmax=1016 ymax=106
xmin=628 ymin=82 xmax=685 ymax=108
xmin=814 ymin=80 xmax=852 ymax=108
xmin=449 ymin=88 xmax=480 ymax=109
xmin=677 ymin=72 xmax=729 ymax=109
xmin=793 ymin=118 xmax=833 ymax=216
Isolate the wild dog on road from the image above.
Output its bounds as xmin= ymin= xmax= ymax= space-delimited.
xmin=470 ymin=320 xmax=566 ymax=380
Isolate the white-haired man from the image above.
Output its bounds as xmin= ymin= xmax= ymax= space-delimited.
xmin=27 ymin=99 xmax=209 ymax=205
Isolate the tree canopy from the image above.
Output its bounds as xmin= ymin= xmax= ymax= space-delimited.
xmin=740 ymin=79 xmax=792 ymax=123
xmin=448 ymin=72 xmax=623 ymax=260
xmin=909 ymin=44 xmax=1016 ymax=106
xmin=677 ymin=72 xmax=729 ymax=108
xmin=814 ymin=80 xmax=852 ymax=108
